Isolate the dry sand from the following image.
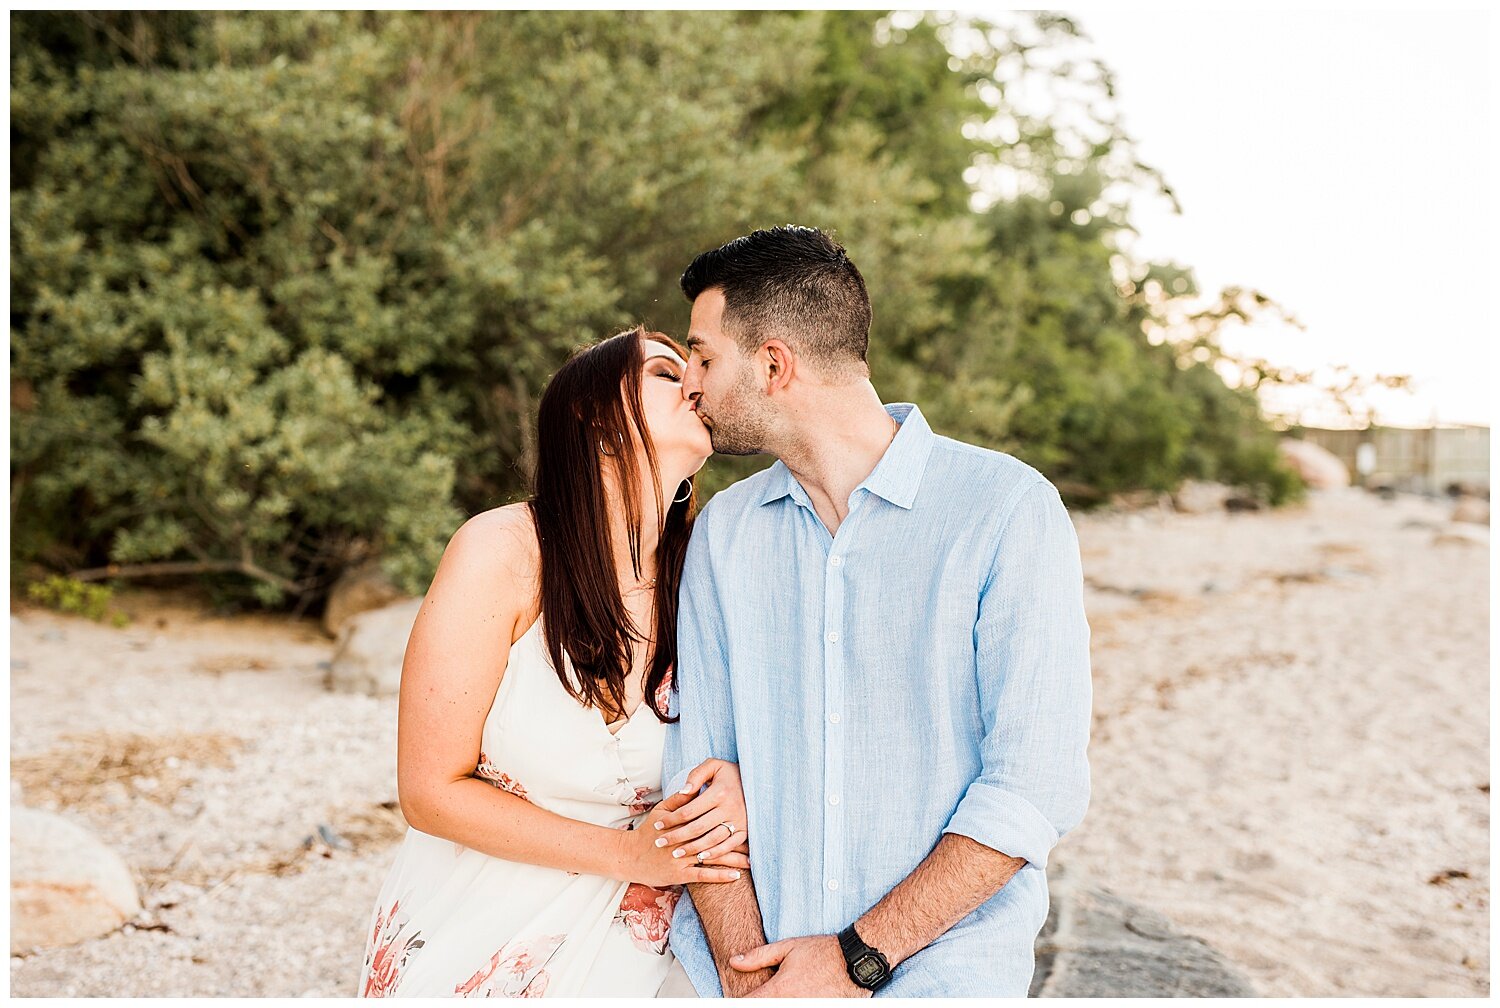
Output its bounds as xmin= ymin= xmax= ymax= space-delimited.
xmin=7 ymin=488 xmax=1489 ymax=996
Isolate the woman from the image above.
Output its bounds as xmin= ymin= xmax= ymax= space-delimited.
xmin=358 ymin=327 xmax=749 ymax=997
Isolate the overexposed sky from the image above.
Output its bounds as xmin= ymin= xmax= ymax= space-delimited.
xmin=969 ymin=7 xmax=1493 ymax=427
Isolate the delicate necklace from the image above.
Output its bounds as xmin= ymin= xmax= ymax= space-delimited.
xmin=622 ymin=576 xmax=657 ymax=596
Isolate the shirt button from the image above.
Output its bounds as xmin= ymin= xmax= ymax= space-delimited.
xmin=827 ymin=879 xmax=840 ymax=891
xmin=826 ymin=631 xmax=839 ymax=643
xmin=829 ymin=556 xmax=843 ymax=568
xmin=828 ymin=795 xmax=840 ymax=806
xmin=828 ymin=713 xmax=841 ymax=724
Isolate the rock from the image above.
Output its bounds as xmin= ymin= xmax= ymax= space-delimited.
xmin=1276 ymin=439 xmax=1350 ymax=489
xmin=10 ymin=806 xmax=142 ymax=954
xmin=1032 ymin=864 xmax=1255 ymax=997
xmin=326 ymin=598 xmax=422 ymax=696
xmin=1433 ymin=523 xmax=1488 ymax=547
xmin=1170 ymin=481 xmax=1233 ymax=515
xmin=323 ymin=560 xmax=407 ymax=638
xmin=1224 ymin=495 xmax=1263 ymax=512
xmin=1451 ymin=495 xmax=1489 ymax=525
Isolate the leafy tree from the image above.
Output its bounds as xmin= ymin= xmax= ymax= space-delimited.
xmin=10 ymin=11 xmax=1302 ymax=612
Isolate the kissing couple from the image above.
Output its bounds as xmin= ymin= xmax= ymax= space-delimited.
xmin=357 ymin=226 xmax=1092 ymax=998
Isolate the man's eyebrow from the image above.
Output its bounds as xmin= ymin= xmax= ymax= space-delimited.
xmin=685 ymin=335 xmax=704 ymax=352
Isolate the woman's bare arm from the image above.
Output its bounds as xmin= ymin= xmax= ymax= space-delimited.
xmin=394 ymin=506 xmax=742 ymax=886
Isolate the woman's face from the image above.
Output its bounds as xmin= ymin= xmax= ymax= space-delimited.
xmin=639 ymin=338 xmax=712 ymax=476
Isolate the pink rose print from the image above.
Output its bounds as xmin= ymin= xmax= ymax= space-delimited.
xmin=654 ymin=666 xmax=674 ymax=716
xmin=474 ymin=750 xmax=529 ymax=801
xmin=626 ymin=785 xmax=653 ymax=816
xmin=361 ymin=898 xmax=426 ymax=997
xmin=455 ymin=933 xmax=567 ymax=997
xmin=615 ymin=882 xmax=682 ymax=955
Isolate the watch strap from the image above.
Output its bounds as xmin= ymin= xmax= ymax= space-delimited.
xmin=838 ymin=923 xmax=892 ymax=991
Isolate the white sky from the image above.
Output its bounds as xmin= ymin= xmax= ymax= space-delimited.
xmin=966 ymin=7 xmax=1494 ymax=428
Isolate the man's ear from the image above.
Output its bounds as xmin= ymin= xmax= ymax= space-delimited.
xmin=762 ymin=339 xmax=795 ymax=394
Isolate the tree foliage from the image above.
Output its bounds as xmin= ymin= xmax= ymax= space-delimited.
xmin=11 ymin=11 xmax=1301 ymax=610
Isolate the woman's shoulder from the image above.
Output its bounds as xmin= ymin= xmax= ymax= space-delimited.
xmin=441 ymin=504 xmax=542 ymax=602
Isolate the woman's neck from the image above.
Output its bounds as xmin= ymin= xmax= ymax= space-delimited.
xmin=603 ymin=474 xmax=674 ymax=592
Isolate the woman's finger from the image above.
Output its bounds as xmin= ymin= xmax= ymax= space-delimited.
xmin=658 ymin=807 xmax=736 ymax=849
xmin=669 ymin=820 xmax=739 ymax=859
xmin=702 ymin=850 xmax=750 ymax=869
xmin=688 ymin=865 xmax=742 ymax=884
xmin=676 ymin=758 xmax=726 ymax=797
xmin=653 ymin=790 xmax=693 ymax=816
xmin=651 ymin=790 xmax=718 ymax=833
xmin=696 ymin=830 xmax=747 ymax=863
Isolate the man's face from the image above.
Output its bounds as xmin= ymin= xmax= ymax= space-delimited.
xmin=683 ymin=289 xmax=771 ymax=456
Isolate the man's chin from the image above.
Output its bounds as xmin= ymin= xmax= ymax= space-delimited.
xmin=708 ymin=435 xmax=762 ymax=457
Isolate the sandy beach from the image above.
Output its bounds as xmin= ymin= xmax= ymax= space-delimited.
xmin=8 ymin=488 xmax=1489 ymax=996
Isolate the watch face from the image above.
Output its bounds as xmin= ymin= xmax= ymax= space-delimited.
xmin=852 ymin=954 xmax=885 ymax=985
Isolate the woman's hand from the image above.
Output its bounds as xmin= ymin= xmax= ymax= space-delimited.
xmin=618 ymin=795 xmax=749 ymax=888
xmin=650 ymin=758 xmax=750 ymax=867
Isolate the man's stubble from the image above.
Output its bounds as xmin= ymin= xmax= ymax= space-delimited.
xmin=702 ymin=363 xmax=773 ymax=457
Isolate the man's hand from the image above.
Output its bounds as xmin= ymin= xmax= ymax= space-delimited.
xmin=730 ymin=935 xmax=871 ymax=998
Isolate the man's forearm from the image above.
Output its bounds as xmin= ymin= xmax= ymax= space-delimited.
xmin=687 ymin=871 xmax=774 ymax=995
xmin=855 ymin=833 xmax=1026 ymax=966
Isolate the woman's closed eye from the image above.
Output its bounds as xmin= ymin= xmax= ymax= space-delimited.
xmin=657 ymin=369 xmax=681 ymax=383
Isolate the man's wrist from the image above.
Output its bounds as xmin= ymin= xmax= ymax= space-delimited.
xmin=851 ymin=914 xmax=911 ymax=971
xmin=719 ymin=964 xmax=772 ymax=996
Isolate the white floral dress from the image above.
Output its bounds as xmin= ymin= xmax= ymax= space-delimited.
xmin=357 ymin=617 xmax=681 ymax=997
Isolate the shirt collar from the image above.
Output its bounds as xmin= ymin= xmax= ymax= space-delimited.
xmin=757 ymin=403 xmax=935 ymax=511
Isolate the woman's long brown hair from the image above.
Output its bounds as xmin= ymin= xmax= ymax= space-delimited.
xmin=527 ymin=325 xmax=696 ymax=723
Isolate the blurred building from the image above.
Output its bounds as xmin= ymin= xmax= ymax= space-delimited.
xmin=1297 ymin=424 xmax=1489 ymax=495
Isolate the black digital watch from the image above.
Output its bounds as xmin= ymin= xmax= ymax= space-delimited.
xmin=837 ymin=923 xmax=893 ymax=992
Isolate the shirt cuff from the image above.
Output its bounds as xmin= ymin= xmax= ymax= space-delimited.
xmin=942 ymin=780 xmax=1061 ymax=871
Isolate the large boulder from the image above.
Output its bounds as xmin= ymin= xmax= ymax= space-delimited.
xmin=323 ymin=560 xmax=406 ymax=637
xmin=326 ymin=597 xmax=422 ymax=696
xmin=1032 ymin=864 xmax=1255 ymax=997
xmin=1170 ymin=481 xmax=1233 ymax=515
xmin=11 ymin=806 xmax=141 ymax=954
xmin=1277 ymin=439 xmax=1350 ymax=490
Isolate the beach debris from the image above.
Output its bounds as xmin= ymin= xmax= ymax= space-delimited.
xmin=10 ymin=806 xmax=142 ymax=954
xmin=323 ymin=559 xmax=405 ymax=638
xmin=316 ymin=824 xmax=353 ymax=851
xmin=1432 ymin=524 xmax=1488 ymax=547
xmin=1426 ymin=869 xmax=1470 ymax=886
xmin=327 ymin=598 xmax=422 ymax=696
xmin=192 ymin=653 xmax=271 ymax=676
xmin=1276 ymin=439 xmax=1350 ymax=489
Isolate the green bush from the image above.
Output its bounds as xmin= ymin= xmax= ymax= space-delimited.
xmin=11 ymin=12 xmax=1301 ymax=611
xmin=26 ymin=574 xmax=130 ymax=626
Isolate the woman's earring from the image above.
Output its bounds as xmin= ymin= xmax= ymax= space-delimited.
xmin=599 ymin=439 xmax=615 ymax=457
xmin=672 ymin=480 xmax=692 ymax=504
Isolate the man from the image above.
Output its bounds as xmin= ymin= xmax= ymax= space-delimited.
xmin=658 ymin=226 xmax=1091 ymax=997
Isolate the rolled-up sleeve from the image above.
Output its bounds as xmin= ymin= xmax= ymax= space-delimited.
xmin=943 ymin=478 xmax=1093 ymax=872
xmin=662 ymin=504 xmax=738 ymax=797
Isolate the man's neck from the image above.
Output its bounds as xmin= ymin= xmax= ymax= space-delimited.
xmin=772 ymin=385 xmax=899 ymax=535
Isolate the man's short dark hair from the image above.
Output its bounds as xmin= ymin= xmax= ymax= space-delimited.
xmin=680 ymin=225 xmax=871 ymax=374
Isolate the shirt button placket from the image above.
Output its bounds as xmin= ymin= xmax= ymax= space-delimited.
xmin=823 ymin=548 xmax=846 ymax=926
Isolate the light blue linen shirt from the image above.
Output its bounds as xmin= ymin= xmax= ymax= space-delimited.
xmin=662 ymin=402 xmax=1092 ymax=997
